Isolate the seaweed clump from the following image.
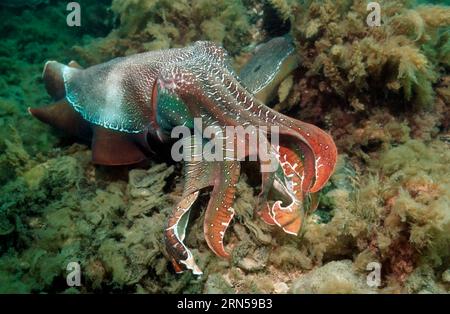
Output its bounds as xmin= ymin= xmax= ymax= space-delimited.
xmin=0 ymin=139 xmax=203 ymax=293
xmin=299 ymin=139 xmax=450 ymax=292
xmin=268 ymin=0 xmax=449 ymax=156
xmin=74 ymin=0 xmax=257 ymax=64
xmin=289 ymin=0 xmax=449 ymax=108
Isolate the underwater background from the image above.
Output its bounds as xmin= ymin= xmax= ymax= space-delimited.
xmin=0 ymin=0 xmax=448 ymax=293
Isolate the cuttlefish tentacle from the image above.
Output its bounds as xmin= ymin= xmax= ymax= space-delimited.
xmin=243 ymin=103 xmax=336 ymax=195
xmin=193 ymin=68 xmax=332 ymax=233
xmin=244 ymin=107 xmax=335 ymax=234
xmin=164 ymin=160 xmax=240 ymax=274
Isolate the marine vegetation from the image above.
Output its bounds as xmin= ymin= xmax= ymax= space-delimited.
xmin=0 ymin=0 xmax=449 ymax=293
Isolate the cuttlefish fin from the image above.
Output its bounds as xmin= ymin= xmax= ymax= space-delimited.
xmin=91 ymin=126 xmax=147 ymax=166
xmin=30 ymin=100 xmax=149 ymax=166
xmin=68 ymin=60 xmax=83 ymax=69
xmin=42 ymin=60 xmax=78 ymax=100
xmin=28 ymin=98 xmax=92 ymax=140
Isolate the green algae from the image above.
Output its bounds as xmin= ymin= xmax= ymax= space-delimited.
xmin=289 ymin=0 xmax=448 ymax=109
xmin=74 ymin=0 xmax=255 ymax=64
xmin=0 ymin=0 xmax=449 ymax=294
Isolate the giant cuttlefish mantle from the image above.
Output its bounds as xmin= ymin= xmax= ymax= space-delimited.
xmin=29 ymin=37 xmax=338 ymax=275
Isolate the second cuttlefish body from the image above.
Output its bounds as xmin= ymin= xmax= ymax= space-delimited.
xmin=30 ymin=37 xmax=337 ymax=275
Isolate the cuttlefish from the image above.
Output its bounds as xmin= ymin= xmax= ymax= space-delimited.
xmin=30 ymin=37 xmax=337 ymax=275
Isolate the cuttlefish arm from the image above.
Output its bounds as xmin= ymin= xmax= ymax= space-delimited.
xmin=155 ymin=40 xmax=335 ymax=241
xmin=238 ymin=36 xmax=312 ymax=234
xmin=164 ymin=136 xmax=240 ymax=274
xmin=203 ymin=160 xmax=240 ymax=258
xmin=241 ymin=36 xmax=337 ymax=194
xmin=239 ymin=36 xmax=336 ymax=235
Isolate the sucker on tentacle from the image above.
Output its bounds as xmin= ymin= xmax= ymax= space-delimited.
xmin=30 ymin=36 xmax=338 ymax=275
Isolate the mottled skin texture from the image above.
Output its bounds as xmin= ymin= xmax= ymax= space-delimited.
xmin=30 ymin=39 xmax=337 ymax=275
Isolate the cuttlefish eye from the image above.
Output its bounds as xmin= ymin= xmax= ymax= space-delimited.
xmin=150 ymin=76 xmax=196 ymax=142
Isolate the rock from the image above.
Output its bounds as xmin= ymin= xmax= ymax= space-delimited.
xmin=442 ymin=269 xmax=450 ymax=283
xmin=273 ymin=282 xmax=289 ymax=294
xmin=404 ymin=265 xmax=447 ymax=294
xmin=290 ymin=260 xmax=377 ymax=294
